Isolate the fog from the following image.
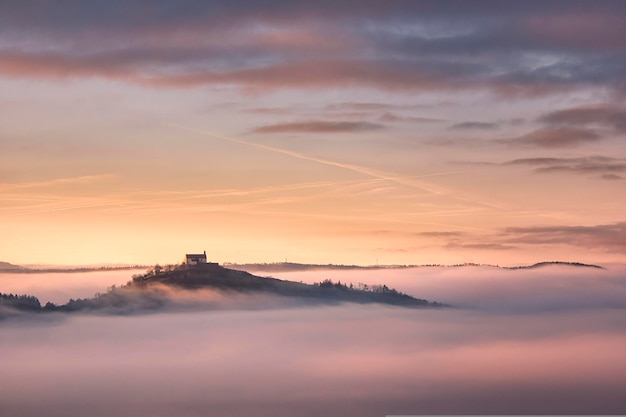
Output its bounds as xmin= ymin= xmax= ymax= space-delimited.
xmin=2 ymin=265 xmax=626 ymax=416
xmin=0 ymin=269 xmax=140 ymax=305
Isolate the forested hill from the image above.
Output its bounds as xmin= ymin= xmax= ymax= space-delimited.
xmin=121 ymin=263 xmax=444 ymax=308
xmin=1 ymin=264 xmax=446 ymax=317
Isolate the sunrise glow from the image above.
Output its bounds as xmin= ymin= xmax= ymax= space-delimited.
xmin=1 ymin=2 xmax=624 ymax=267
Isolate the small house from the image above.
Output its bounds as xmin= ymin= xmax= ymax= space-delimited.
xmin=185 ymin=251 xmax=207 ymax=265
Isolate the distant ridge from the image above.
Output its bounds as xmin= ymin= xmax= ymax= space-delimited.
xmin=504 ymin=261 xmax=604 ymax=270
xmin=226 ymin=260 xmax=605 ymax=272
xmin=0 ymin=261 xmax=29 ymax=272
xmin=0 ymin=262 xmax=146 ymax=274
xmin=1 ymin=260 xmax=604 ymax=274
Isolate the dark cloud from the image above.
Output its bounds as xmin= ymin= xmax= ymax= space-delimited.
xmin=601 ymin=173 xmax=624 ymax=180
xmin=0 ymin=1 xmax=624 ymax=95
xmin=504 ymin=127 xmax=602 ymax=148
xmin=538 ymin=103 xmax=626 ymax=132
xmin=445 ymin=242 xmax=517 ymax=250
xmin=417 ymin=231 xmax=467 ymax=238
xmin=325 ymin=102 xmax=403 ymax=112
xmin=323 ymin=103 xmax=444 ymax=123
xmin=408 ymin=220 xmax=626 ymax=255
xmin=253 ymin=120 xmax=385 ymax=134
xmin=450 ymin=122 xmax=499 ymax=130
xmin=503 ymin=222 xmax=626 ymax=252
xmin=506 ymin=156 xmax=626 ymax=178
xmin=379 ymin=112 xmax=443 ymax=123
xmin=242 ymin=107 xmax=294 ymax=115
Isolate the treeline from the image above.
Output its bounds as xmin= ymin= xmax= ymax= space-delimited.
xmin=0 ymin=292 xmax=42 ymax=311
xmin=504 ymin=261 xmax=603 ymax=270
xmin=315 ymin=279 xmax=406 ymax=295
xmin=1 ymin=264 xmax=448 ymax=316
xmin=313 ymin=278 xmax=443 ymax=307
xmin=6 ymin=265 xmax=147 ymax=274
xmin=130 ymin=263 xmax=186 ymax=282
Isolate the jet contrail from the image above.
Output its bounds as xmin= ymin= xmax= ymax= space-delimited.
xmin=5 ymin=202 xmax=119 ymax=217
xmin=169 ymin=124 xmax=455 ymax=196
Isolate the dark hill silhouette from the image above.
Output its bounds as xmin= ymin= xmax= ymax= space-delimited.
xmin=0 ymin=261 xmax=29 ymax=272
xmin=27 ymin=263 xmax=446 ymax=314
xmin=227 ymin=260 xmax=604 ymax=273
xmin=505 ymin=261 xmax=604 ymax=270
xmin=124 ymin=263 xmax=444 ymax=308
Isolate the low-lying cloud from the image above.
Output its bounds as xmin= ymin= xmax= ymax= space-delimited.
xmin=2 ymin=265 xmax=626 ymax=416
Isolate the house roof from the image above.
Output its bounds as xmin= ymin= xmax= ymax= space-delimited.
xmin=186 ymin=253 xmax=207 ymax=258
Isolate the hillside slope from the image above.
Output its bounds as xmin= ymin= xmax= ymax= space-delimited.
xmin=38 ymin=263 xmax=446 ymax=313
xmin=125 ymin=263 xmax=444 ymax=307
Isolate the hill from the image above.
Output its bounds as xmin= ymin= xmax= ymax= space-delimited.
xmin=505 ymin=261 xmax=604 ymax=270
xmin=35 ymin=263 xmax=446 ymax=314
xmin=119 ymin=263 xmax=442 ymax=307
xmin=0 ymin=261 xmax=29 ymax=272
xmin=229 ymin=260 xmax=604 ymax=273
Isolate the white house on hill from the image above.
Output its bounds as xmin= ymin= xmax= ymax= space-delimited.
xmin=185 ymin=251 xmax=207 ymax=265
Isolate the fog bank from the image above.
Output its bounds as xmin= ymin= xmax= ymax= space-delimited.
xmin=1 ymin=265 xmax=626 ymax=416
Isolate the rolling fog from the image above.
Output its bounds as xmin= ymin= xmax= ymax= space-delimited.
xmin=2 ymin=265 xmax=626 ymax=416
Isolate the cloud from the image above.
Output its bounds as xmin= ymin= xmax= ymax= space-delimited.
xmin=0 ymin=174 xmax=116 ymax=191
xmin=242 ymin=107 xmax=295 ymax=115
xmin=601 ymin=173 xmax=623 ymax=180
xmin=0 ymin=2 xmax=625 ymax=95
xmin=503 ymin=222 xmax=626 ymax=253
xmin=252 ymin=120 xmax=385 ymax=134
xmin=445 ymin=242 xmax=517 ymax=250
xmin=173 ymin=125 xmax=456 ymax=197
xmin=322 ymin=103 xmax=444 ymax=124
xmin=417 ymin=231 xmax=466 ymax=238
xmin=383 ymin=220 xmax=626 ymax=256
xmin=450 ymin=121 xmax=499 ymax=130
xmin=524 ymin=13 xmax=626 ymax=53
xmin=3 ymin=266 xmax=626 ymax=416
xmin=379 ymin=112 xmax=443 ymax=123
xmin=504 ymin=127 xmax=602 ymax=148
xmin=269 ymin=265 xmax=626 ymax=314
xmin=506 ymin=156 xmax=626 ymax=179
xmin=538 ymin=103 xmax=626 ymax=132
xmin=325 ymin=102 xmax=403 ymax=112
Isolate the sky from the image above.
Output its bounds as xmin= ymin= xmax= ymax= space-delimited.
xmin=1 ymin=1 xmax=625 ymax=266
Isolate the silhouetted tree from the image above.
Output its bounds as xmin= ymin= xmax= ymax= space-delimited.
xmin=0 ymin=292 xmax=41 ymax=311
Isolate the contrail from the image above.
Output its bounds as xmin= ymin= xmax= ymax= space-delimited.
xmin=0 ymin=174 xmax=116 ymax=191
xmin=169 ymin=124 xmax=453 ymax=196
xmin=5 ymin=202 xmax=119 ymax=217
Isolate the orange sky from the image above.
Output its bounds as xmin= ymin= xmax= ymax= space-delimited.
xmin=1 ymin=2 xmax=625 ymax=266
